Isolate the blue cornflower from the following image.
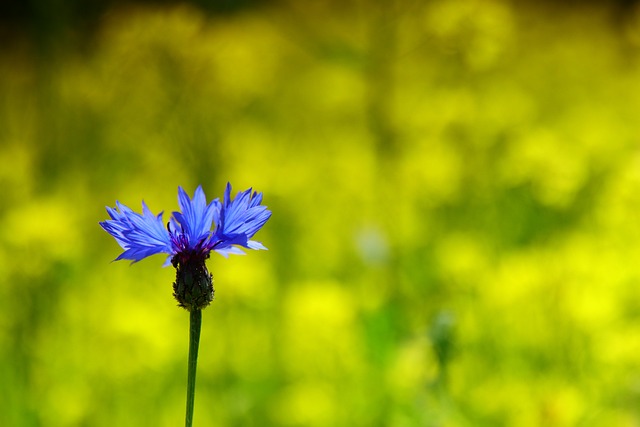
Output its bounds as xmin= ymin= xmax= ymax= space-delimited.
xmin=100 ymin=183 xmax=271 ymax=310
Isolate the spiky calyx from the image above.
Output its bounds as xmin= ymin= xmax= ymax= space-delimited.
xmin=172 ymin=252 xmax=214 ymax=311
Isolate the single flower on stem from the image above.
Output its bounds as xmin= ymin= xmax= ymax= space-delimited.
xmin=100 ymin=183 xmax=271 ymax=308
xmin=100 ymin=183 xmax=271 ymax=427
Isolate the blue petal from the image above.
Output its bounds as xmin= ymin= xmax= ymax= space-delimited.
xmin=249 ymin=191 xmax=263 ymax=207
xmin=100 ymin=200 xmax=173 ymax=263
xmin=211 ymin=183 xmax=271 ymax=255
xmin=176 ymin=186 xmax=196 ymax=240
xmin=214 ymin=246 xmax=247 ymax=257
xmin=173 ymin=186 xmax=219 ymax=249
xmin=247 ymin=240 xmax=268 ymax=250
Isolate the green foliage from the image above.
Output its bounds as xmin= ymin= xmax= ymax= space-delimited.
xmin=1 ymin=1 xmax=640 ymax=425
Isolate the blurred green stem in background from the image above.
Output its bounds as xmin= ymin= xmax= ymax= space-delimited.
xmin=185 ymin=309 xmax=202 ymax=427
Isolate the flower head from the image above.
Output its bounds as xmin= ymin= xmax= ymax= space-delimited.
xmin=100 ymin=184 xmax=271 ymax=310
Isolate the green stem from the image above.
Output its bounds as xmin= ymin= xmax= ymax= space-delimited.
xmin=185 ymin=309 xmax=202 ymax=427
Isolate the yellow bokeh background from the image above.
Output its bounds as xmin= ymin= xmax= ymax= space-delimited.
xmin=1 ymin=0 xmax=640 ymax=425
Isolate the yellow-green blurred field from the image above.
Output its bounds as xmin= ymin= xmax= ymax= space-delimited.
xmin=2 ymin=0 xmax=640 ymax=425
